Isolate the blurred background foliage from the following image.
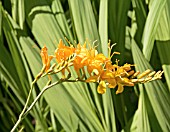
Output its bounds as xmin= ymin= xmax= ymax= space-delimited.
xmin=0 ymin=0 xmax=170 ymax=131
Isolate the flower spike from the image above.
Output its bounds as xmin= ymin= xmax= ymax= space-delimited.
xmin=37 ymin=39 xmax=163 ymax=94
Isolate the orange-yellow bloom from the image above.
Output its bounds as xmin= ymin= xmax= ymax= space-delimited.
xmin=55 ymin=39 xmax=75 ymax=63
xmin=97 ymin=81 xmax=106 ymax=94
xmin=38 ymin=39 xmax=163 ymax=94
xmin=55 ymin=39 xmax=75 ymax=77
xmin=40 ymin=46 xmax=53 ymax=72
xmin=86 ymin=64 xmax=135 ymax=94
xmin=73 ymin=43 xmax=89 ymax=77
xmin=87 ymin=53 xmax=107 ymax=75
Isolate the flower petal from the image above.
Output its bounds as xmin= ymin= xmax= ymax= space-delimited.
xmin=86 ymin=75 xmax=99 ymax=82
xmin=107 ymin=78 xmax=117 ymax=88
xmin=119 ymin=78 xmax=134 ymax=86
xmin=97 ymin=81 xmax=106 ymax=94
xmin=116 ymin=84 xmax=124 ymax=94
xmin=40 ymin=46 xmax=48 ymax=65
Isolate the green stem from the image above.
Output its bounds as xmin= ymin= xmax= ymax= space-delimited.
xmin=10 ymin=80 xmax=36 ymax=132
xmin=23 ymin=80 xmax=62 ymax=117
xmin=10 ymin=75 xmax=78 ymax=132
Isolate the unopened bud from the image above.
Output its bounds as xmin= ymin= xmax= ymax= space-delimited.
xmin=148 ymin=71 xmax=156 ymax=77
xmin=127 ymin=70 xmax=135 ymax=77
xmin=130 ymin=71 xmax=140 ymax=79
xmin=144 ymin=76 xmax=152 ymax=82
xmin=138 ymin=69 xmax=151 ymax=79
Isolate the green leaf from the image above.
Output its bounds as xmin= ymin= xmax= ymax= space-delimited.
xmin=1 ymin=10 xmax=27 ymax=104
xmin=156 ymin=41 xmax=170 ymax=91
xmin=132 ymin=0 xmax=147 ymax=49
xmin=1 ymin=0 xmax=169 ymax=131
xmin=102 ymin=90 xmax=117 ymax=132
xmin=68 ymin=0 xmax=101 ymax=50
xmin=99 ymin=0 xmax=108 ymax=56
xmin=131 ymin=39 xmax=170 ymax=131
xmin=25 ymin=0 xmax=66 ymax=50
xmin=108 ymin=0 xmax=131 ymax=63
xmin=108 ymin=0 xmax=131 ymax=128
xmin=2 ymin=10 xmax=30 ymax=96
xmin=127 ymin=90 xmax=151 ymax=132
xmin=2 ymin=7 xmax=50 ymax=131
xmin=155 ymin=2 xmax=170 ymax=41
xmin=142 ymin=0 xmax=166 ymax=60
xmin=11 ymin=0 xmax=25 ymax=29
xmin=50 ymin=0 xmax=73 ymax=42
xmin=154 ymin=1 xmax=170 ymax=91
xmin=98 ymin=1 xmax=117 ymax=131
xmin=0 ymin=3 xmax=3 ymax=45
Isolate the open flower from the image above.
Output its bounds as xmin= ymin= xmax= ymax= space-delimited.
xmin=38 ymin=39 xmax=163 ymax=94
xmin=55 ymin=39 xmax=75 ymax=77
xmin=86 ymin=63 xmax=135 ymax=94
xmin=73 ymin=43 xmax=89 ymax=77
xmin=55 ymin=39 xmax=75 ymax=63
xmin=106 ymin=76 xmax=134 ymax=94
xmin=87 ymin=53 xmax=107 ymax=75
xmin=73 ymin=42 xmax=109 ymax=78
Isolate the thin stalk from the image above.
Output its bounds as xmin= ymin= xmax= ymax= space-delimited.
xmin=23 ymin=80 xmax=62 ymax=117
xmin=10 ymin=76 xmax=82 ymax=132
xmin=10 ymin=79 xmax=36 ymax=132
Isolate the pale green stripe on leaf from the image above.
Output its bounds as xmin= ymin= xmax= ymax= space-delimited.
xmin=142 ymin=0 xmax=166 ymax=60
xmin=99 ymin=0 xmax=108 ymax=56
xmin=132 ymin=40 xmax=170 ymax=131
xmin=25 ymin=0 xmax=65 ymax=50
xmin=2 ymin=10 xmax=30 ymax=96
xmin=156 ymin=41 xmax=170 ymax=92
xmin=11 ymin=0 xmax=25 ymax=29
xmin=50 ymin=0 xmax=73 ymax=42
xmin=68 ymin=0 xmax=101 ymax=51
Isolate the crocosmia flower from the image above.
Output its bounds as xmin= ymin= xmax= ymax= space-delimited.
xmin=38 ymin=39 xmax=163 ymax=94
xmin=40 ymin=46 xmax=53 ymax=72
xmin=73 ymin=43 xmax=89 ymax=77
xmin=55 ymin=39 xmax=75 ymax=77
xmin=55 ymin=39 xmax=75 ymax=63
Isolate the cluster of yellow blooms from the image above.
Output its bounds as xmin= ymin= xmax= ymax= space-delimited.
xmin=39 ymin=39 xmax=163 ymax=94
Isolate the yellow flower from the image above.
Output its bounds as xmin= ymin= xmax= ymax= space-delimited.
xmin=87 ymin=53 xmax=107 ymax=75
xmin=97 ymin=81 xmax=106 ymax=94
xmin=86 ymin=64 xmax=135 ymax=94
xmin=39 ymin=39 xmax=163 ymax=94
xmin=106 ymin=77 xmax=134 ymax=94
xmin=103 ymin=64 xmax=134 ymax=94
